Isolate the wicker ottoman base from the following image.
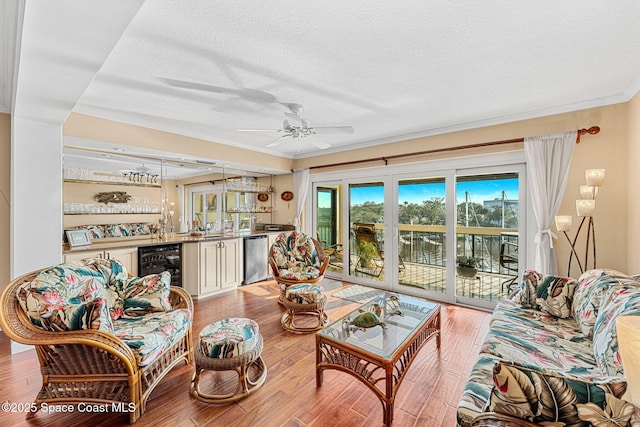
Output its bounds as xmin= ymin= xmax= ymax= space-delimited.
xmin=281 ymin=284 xmax=328 ymax=333
xmin=190 ymin=319 xmax=267 ymax=404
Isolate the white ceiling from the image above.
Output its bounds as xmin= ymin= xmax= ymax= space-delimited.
xmin=5 ymin=1 xmax=640 ymax=167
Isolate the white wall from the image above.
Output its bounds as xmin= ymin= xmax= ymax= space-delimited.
xmin=11 ymin=117 xmax=63 ymax=277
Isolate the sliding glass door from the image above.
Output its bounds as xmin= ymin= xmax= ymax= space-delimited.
xmin=455 ymin=170 xmax=521 ymax=306
xmin=395 ymin=175 xmax=450 ymax=296
xmin=315 ymin=184 xmax=344 ymax=274
xmin=348 ymin=181 xmax=386 ymax=284
xmin=310 ymin=153 xmax=526 ymax=309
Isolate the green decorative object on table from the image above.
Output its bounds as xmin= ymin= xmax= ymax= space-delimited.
xmin=348 ymin=311 xmax=387 ymax=331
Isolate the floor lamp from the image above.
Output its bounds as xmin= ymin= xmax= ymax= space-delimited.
xmin=555 ymin=169 xmax=605 ymax=278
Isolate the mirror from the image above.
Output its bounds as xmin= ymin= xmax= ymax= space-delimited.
xmin=63 ymin=140 xmax=275 ymax=235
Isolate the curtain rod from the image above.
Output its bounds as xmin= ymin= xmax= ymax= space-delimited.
xmin=309 ymin=126 xmax=600 ymax=171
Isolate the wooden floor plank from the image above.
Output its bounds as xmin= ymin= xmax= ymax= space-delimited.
xmin=0 ymin=279 xmax=491 ymax=426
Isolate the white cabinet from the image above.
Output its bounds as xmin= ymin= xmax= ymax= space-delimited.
xmin=64 ymin=247 xmax=138 ymax=276
xmin=183 ymin=238 xmax=243 ymax=298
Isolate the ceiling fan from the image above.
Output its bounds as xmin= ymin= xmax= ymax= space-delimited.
xmin=237 ymin=104 xmax=354 ymax=149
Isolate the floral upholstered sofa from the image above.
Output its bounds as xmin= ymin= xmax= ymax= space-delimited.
xmin=457 ymin=269 xmax=640 ymax=426
xmin=0 ymin=258 xmax=194 ymax=423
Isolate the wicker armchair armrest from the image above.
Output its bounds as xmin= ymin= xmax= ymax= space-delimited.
xmin=169 ymin=285 xmax=194 ymax=312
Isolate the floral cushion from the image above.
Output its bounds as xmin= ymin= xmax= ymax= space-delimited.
xmin=113 ymin=308 xmax=192 ymax=367
xmin=572 ymin=269 xmax=632 ymax=338
xmin=483 ymin=300 xmax=599 ymax=376
xmin=15 ymin=258 xmax=125 ymax=332
xmin=270 ymin=232 xmax=320 ymax=273
xmin=77 ymin=223 xmax=153 ymax=240
xmin=592 ymin=285 xmax=640 ymax=376
xmin=198 ymin=318 xmax=260 ymax=359
xmin=285 ymin=283 xmax=325 ymax=304
xmin=279 ymin=266 xmax=321 ymax=281
xmin=513 ymin=270 xmax=577 ymax=318
xmin=121 ymin=272 xmax=172 ymax=318
xmin=489 ymin=362 xmax=637 ymax=426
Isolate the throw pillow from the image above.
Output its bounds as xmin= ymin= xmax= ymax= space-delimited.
xmin=535 ymin=275 xmax=577 ymax=319
xmin=17 ymin=283 xmax=113 ymax=332
xmin=592 ymin=285 xmax=640 ymax=377
xmin=572 ymin=269 xmax=634 ymax=338
xmin=122 ymin=272 xmax=172 ymax=317
xmin=513 ymin=270 xmax=577 ymax=318
xmin=512 ymin=270 xmax=540 ymax=308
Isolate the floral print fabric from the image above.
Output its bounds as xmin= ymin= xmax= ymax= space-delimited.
xmin=270 ymin=232 xmax=321 ymax=280
xmin=78 ymin=223 xmax=152 ymax=240
xmin=457 ymin=269 xmax=640 ymax=427
xmin=285 ymin=283 xmax=325 ymax=304
xmin=514 ymin=270 xmax=577 ymax=318
xmin=16 ymin=258 xmax=192 ymax=367
xmin=113 ymin=308 xmax=192 ymax=367
xmin=16 ymin=258 xmax=124 ymax=332
xmin=489 ymin=362 xmax=638 ymax=426
xmin=592 ymin=285 xmax=640 ymax=376
xmin=572 ymin=269 xmax=632 ymax=338
xmin=122 ymin=272 xmax=172 ymax=318
xmin=198 ymin=318 xmax=260 ymax=359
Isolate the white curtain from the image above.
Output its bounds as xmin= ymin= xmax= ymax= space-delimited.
xmin=524 ymin=131 xmax=576 ymax=274
xmin=292 ymin=168 xmax=310 ymax=231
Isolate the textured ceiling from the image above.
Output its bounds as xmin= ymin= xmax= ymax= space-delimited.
xmin=8 ymin=1 xmax=640 ymax=165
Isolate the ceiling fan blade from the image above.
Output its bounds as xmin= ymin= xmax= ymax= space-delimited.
xmin=159 ymin=77 xmax=231 ymax=94
xmin=311 ymin=126 xmax=355 ymax=134
xmin=266 ymin=135 xmax=290 ymax=148
xmin=284 ymin=112 xmax=303 ymax=127
xmin=237 ymin=129 xmax=282 ymax=132
xmin=306 ymin=138 xmax=331 ymax=150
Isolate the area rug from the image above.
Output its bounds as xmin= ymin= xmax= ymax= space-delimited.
xmin=332 ymin=285 xmax=382 ymax=304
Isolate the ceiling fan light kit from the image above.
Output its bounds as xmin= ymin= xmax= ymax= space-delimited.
xmin=238 ymin=104 xmax=354 ymax=150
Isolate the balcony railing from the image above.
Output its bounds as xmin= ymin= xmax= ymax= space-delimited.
xmin=318 ymin=223 xmax=519 ymax=302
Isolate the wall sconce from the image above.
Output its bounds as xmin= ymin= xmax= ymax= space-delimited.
xmin=555 ymin=169 xmax=604 ymax=277
xmin=616 ymin=316 xmax=640 ymax=407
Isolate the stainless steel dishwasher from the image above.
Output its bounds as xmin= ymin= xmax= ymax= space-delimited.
xmin=243 ymin=235 xmax=268 ymax=284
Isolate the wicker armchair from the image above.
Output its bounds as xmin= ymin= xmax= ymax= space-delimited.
xmin=268 ymin=231 xmax=329 ymax=303
xmin=0 ymin=264 xmax=194 ymax=423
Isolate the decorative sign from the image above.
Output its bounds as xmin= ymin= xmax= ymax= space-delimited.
xmin=95 ymin=191 xmax=132 ymax=204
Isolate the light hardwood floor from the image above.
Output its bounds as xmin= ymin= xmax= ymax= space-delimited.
xmin=0 ymin=279 xmax=491 ymax=427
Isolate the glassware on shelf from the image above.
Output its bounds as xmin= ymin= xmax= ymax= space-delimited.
xmin=63 ymin=201 xmax=160 ymax=214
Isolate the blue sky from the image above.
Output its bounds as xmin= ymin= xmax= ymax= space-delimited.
xmin=346 ymin=178 xmax=518 ymax=205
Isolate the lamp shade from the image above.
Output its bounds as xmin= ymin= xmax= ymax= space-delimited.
xmin=555 ymin=215 xmax=572 ymax=232
xmin=580 ymin=185 xmax=597 ymax=200
xmin=616 ymin=315 xmax=640 ymax=406
xmin=576 ymin=199 xmax=596 ymax=217
xmin=586 ymin=169 xmax=606 ymax=186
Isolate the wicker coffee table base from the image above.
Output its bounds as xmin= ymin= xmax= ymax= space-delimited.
xmin=190 ymin=335 xmax=267 ymax=404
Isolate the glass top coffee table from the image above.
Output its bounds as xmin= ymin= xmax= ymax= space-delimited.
xmin=315 ymin=292 xmax=441 ymax=425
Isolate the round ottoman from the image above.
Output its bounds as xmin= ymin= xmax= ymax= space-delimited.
xmin=190 ymin=318 xmax=267 ymax=404
xmin=281 ymin=283 xmax=328 ymax=333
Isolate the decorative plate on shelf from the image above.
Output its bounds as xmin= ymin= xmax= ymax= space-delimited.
xmin=257 ymin=193 xmax=269 ymax=202
xmin=281 ymin=191 xmax=294 ymax=201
